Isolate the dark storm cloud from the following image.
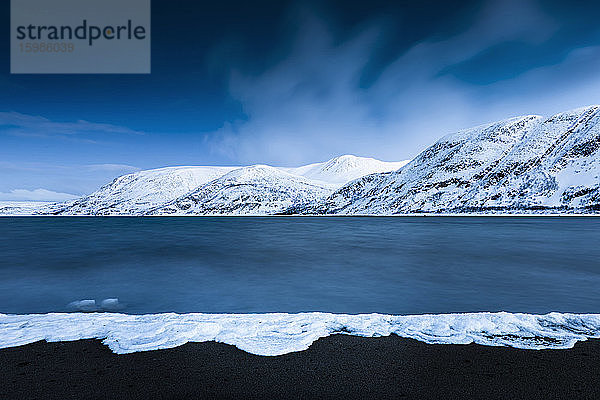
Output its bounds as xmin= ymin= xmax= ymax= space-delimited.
xmin=205 ymin=0 xmax=600 ymax=164
xmin=441 ymin=0 xmax=600 ymax=84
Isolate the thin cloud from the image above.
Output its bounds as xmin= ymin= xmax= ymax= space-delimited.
xmin=0 ymin=188 xmax=78 ymax=202
xmin=0 ymin=111 xmax=144 ymax=140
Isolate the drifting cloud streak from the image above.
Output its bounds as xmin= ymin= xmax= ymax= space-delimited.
xmin=0 ymin=188 xmax=78 ymax=202
xmin=206 ymin=0 xmax=600 ymax=165
xmin=0 ymin=111 xmax=144 ymax=141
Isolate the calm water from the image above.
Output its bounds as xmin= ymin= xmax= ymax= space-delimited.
xmin=0 ymin=217 xmax=599 ymax=315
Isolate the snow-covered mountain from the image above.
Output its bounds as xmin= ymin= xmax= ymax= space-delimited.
xmin=45 ymin=166 xmax=237 ymax=215
xmin=4 ymin=105 xmax=599 ymax=216
xmin=149 ymin=165 xmax=334 ymax=215
xmin=0 ymin=201 xmax=54 ymax=216
xmin=28 ymin=155 xmax=405 ymax=216
xmin=283 ymin=155 xmax=408 ymax=185
xmin=307 ymin=106 xmax=600 ymax=214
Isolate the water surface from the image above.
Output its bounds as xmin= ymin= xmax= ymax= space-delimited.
xmin=0 ymin=216 xmax=598 ymax=315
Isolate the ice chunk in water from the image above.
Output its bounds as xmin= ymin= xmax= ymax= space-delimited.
xmin=67 ymin=300 xmax=97 ymax=312
xmin=100 ymin=298 xmax=121 ymax=311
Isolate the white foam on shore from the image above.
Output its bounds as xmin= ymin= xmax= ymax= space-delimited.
xmin=1 ymin=312 xmax=600 ymax=356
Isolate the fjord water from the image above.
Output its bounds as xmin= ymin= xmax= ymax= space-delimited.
xmin=0 ymin=217 xmax=598 ymax=315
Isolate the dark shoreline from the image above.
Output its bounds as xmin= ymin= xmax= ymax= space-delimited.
xmin=1 ymin=335 xmax=599 ymax=399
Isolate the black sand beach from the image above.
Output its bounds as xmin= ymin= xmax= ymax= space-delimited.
xmin=1 ymin=335 xmax=599 ymax=399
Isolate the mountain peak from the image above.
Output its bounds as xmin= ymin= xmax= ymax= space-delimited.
xmin=322 ymin=155 xmax=371 ymax=170
xmin=288 ymin=155 xmax=409 ymax=185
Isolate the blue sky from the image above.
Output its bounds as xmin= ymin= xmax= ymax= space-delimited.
xmin=1 ymin=0 xmax=600 ymax=199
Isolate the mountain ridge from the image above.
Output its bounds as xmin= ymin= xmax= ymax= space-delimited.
xmin=303 ymin=105 xmax=600 ymax=214
xmin=3 ymin=105 xmax=599 ymax=216
xmin=32 ymin=155 xmax=406 ymax=216
xmin=150 ymin=165 xmax=334 ymax=215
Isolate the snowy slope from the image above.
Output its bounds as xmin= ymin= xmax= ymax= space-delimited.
xmin=469 ymin=106 xmax=600 ymax=210
xmin=284 ymin=155 xmax=408 ymax=186
xmin=150 ymin=165 xmax=334 ymax=215
xmin=46 ymin=166 xmax=237 ymax=215
xmin=25 ymin=156 xmax=407 ymax=216
xmin=0 ymin=201 xmax=57 ymax=216
xmin=309 ymin=106 xmax=600 ymax=214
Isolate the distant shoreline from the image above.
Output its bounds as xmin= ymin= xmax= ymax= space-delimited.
xmin=2 ymin=213 xmax=600 ymax=217
xmin=2 ymin=335 xmax=599 ymax=399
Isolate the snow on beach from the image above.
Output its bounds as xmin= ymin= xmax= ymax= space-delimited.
xmin=1 ymin=312 xmax=600 ymax=356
